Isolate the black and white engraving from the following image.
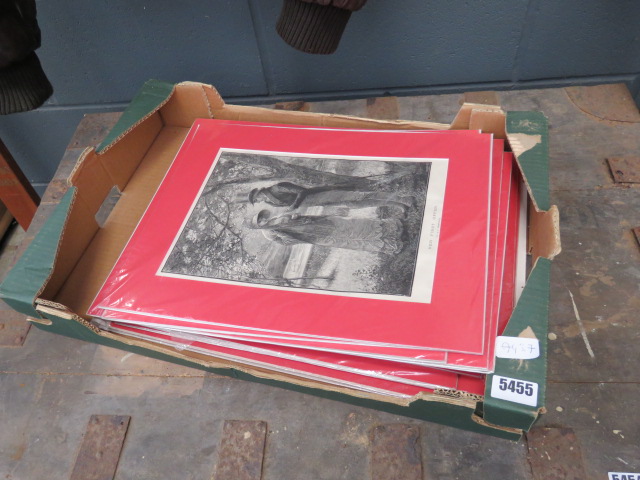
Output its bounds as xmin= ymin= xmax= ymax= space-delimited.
xmin=160 ymin=149 xmax=434 ymax=298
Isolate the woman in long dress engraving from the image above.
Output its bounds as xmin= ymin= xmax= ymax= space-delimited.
xmin=252 ymin=210 xmax=404 ymax=255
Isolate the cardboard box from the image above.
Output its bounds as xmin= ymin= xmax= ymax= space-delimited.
xmin=0 ymin=80 xmax=560 ymax=440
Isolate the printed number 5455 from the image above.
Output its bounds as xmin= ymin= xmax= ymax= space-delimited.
xmin=498 ymin=377 xmax=534 ymax=397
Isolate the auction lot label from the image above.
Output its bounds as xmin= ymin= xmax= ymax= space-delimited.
xmin=490 ymin=375 xmax=538 ymax=407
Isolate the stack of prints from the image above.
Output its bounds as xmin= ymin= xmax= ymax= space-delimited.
xmin=88 ymin=120 xmax=527 ymax=399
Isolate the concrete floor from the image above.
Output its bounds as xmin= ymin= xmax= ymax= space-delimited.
xmin=1 ymin=85 xmax=640 ymax=479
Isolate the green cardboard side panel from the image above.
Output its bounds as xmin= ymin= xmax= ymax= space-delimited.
xmin=96 ymin=79 xmax=175 ymax=153
xmin=32 ymin=314 xmax=520 ymax=440
xmin=483 ymin=258 xmax=551 ymax=430
xmin=506 ymin=111 xmax=550 ymax=211
xmin=0 ymin=189 xmax=76 ymax=318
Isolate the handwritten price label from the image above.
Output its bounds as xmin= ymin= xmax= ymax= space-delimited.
xmin=491 ymin=375 xmax=538 ymax=407
xmin=495 ymin=336 xmax=540 ymax=359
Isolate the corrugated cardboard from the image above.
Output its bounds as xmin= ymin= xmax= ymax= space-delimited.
xmin=0 ymin=80 xmax=560 ymax=440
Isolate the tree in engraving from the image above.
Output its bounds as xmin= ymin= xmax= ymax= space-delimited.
xmin=163 ymin=151 xmax=427 ymax=294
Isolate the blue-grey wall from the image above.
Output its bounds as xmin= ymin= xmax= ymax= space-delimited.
xmin=1 ymin=0 xmax=640 ymax=195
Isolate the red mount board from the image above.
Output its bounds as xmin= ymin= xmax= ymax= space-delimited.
xmin=90 ymin=121 xmax=494 ymax=355
xmin=97 ymin=150 xmax=517 ymax=374
xmin=107 ymin=322 xmax=460 ymax=390
xmin=444 ymin=148 xmax=510 ymax=368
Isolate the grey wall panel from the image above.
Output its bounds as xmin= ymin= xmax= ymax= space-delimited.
xmin=251 ymin=0 xmax=530 ymax=95
xmin=2 ymin=0 xmax=639 ymax=196
xmin=517 ymin=0 xmax=640 ymax=80
xmin=36 ymin=0 xmax=268 ymax=105
xmin=0 ymin=106 xmax=123 ymax=188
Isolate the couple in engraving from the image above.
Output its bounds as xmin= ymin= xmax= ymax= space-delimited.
xmin=248 ymin=181 xmax=412 ymax=255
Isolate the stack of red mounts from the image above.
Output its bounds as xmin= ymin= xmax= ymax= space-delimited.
xmin=89 ymin=119 xmax=527 ymax=400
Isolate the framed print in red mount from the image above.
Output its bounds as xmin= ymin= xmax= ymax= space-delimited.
xmin=95 ymin=142 xmax=513 ymax=374
xmin=90 ymin=120 xmax=495 ymax=355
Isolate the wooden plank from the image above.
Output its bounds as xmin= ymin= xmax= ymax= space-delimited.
xmin=526 ymin=427 xmax=588 ymax=480
xmin=213 ymin=420 xmax=267 ymax=480
xmin=366 ymin=97 xmax=400 ymax=120
xmin=463 ymin=91 xmax=500 ymax=106
xmin=69 ymin=415 xmax=130 ymax=480
xmin=274 ymin=101 xmax=310 ymax=112
xmin=370 ymin=424 xmax=422 ymax=480
xmin=0 ymin=201 xmax=13 ymax=239
xmin=542 ymin=383 xmax=640 ymax=479
xmin=565 ymin=84 xmax=640 ymax=123
xmin=633 ymin=227 xmax=640 ymax=249
xmin=0 ymin=137 xmax=40 ymax=230
xmin=0 ymin=304 xmax=30 ymax=347
xmin=0 ymin=220 xmax=30 ymax=346
xmin=66 ymin=112 xmax=123 ymax=150
xmin=607 ymin=157 xmax=640 ymax=183
xmin=547 ymin=188 xmax=640 ymax=382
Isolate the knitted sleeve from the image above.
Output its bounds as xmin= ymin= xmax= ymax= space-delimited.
xmin=277 ymin=0 xmax=368 ymax=54
xmin=300 ymin=0 xmax=367 ymax=12
xmin=0 ymin=0 xmax=53 ymax=114
xmin=0 ymin=0 xmax=41 ymax=67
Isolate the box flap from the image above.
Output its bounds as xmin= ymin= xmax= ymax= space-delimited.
xmin=483 ymin=257 xmax=551 ymax=430
xmin=0 ymin=189 xmax=76 ymax=317
xmin=450 ymin=103 xmax=506 ymax=139
xmin=97 ymin=79 xmax=175 ymax=153
xmin=158 ymin=82 xmax=223 ymax=127
xmin=506 ymin=111 xmax=550 ymax=212
xmin=529 ymin=204 xmax=561 ymax=261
